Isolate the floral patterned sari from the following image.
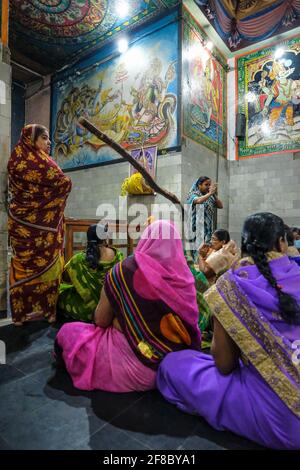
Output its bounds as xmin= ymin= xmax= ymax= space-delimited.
xmin=7 ymin=125 xmax=72 ymax=323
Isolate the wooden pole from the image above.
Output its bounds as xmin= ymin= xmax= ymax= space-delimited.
xmin=1 ymin=0 xmax=9 ymax=47
xmin=78 ymin=117 xmax=184 ymax=216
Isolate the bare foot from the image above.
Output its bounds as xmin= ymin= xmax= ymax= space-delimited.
xmin=13 ymin=321 xmax=23 ymax=327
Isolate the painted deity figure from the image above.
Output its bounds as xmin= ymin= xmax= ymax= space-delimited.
xmin=132 ymin=58 xmax=164 ymax=125
xmin=262 ymin=60 xmax=300 ymax=128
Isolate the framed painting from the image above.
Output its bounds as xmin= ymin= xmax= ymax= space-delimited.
xmin=129 ymin=146 xmax=157 ymax=179
xmin=237 ymin=35 xmax=300 ymax=159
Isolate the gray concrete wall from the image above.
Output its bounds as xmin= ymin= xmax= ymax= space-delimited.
xmin=229 ymin=153 xmax=300 ymax=243
xmin=65 ymin=150 xmax=182 ymax=223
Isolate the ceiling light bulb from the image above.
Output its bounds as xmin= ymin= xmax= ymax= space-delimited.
xmin=118 ymin=2 xmax=129 ymax=18
xmin=118 ymin=38 xmax=129 ymax=54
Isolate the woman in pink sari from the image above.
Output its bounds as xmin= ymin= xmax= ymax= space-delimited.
xmin=55 ymin=220 xmax=201 ymax=392
xmin=157 ymin=213 xmax=300 ymax=449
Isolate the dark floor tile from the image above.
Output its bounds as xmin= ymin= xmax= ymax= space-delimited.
xmin=0 ymin=364 xmax=26 ymax=385
xmin=0 ymin=436 xmax=12 ymax=450
xmin=89 ymin=389 xmax=145 ymax=424
xmin=181 ymin=420 xmax=265 ymax=450
xmin=109 ymin=390 xmax=199 ymax=450
xmin=9 ymin=347 xmax=53 ymax=376
xmin=75 ymin=424 xmax=152 ymax=450
xmin=0 ymin=322 xmax=51 ymax=357
xmin=29 ymin=363 xmax=144 ymax=423
xmin=0 ymin=374 xmax=64 ymax=432
xmin=179 ymin=435 xmax=225 ymax=450
xmin=1 ymin=401 xmax=87 ymax=450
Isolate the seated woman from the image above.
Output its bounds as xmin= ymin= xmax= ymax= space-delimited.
xmin=157 ymin=213 xmax=300 ymax=449
xmin=58 ymin=224 xmax=123 ymax=322
xmin=292 ymin=227 xmax=300 ymax=255
xmin=185 ymin=252 xmax=211 ymax=341
xmin=198 ymin=229 xmax=239 ymax=284
xmin=285 ymin=224 xmax=300 ymax=264
xmin=55 ymin=220 xmax=201 ymax=392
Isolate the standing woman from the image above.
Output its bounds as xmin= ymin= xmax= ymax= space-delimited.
xmin=186 ymin=176 xmax=223 ymax=261
xmin=7 ymin=124 xmax=72 ymax=325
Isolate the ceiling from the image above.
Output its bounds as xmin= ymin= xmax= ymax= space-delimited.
xmin=6 ymin=0 xmax=178 ymax=80
xmin=195 ymin=0 xmax=300 ymax=51
xmin=5 ymin=0 xmax=300 ymax=83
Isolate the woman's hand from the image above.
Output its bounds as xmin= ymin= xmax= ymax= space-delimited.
xmin=209 ymin=182 xmax=218 ymax=196
xmin=199 ymin=243 xmax=211 ymax=259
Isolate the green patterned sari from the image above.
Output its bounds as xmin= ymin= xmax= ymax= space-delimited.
xmin=185 ymin=253 xmax=212 ymax=335
xmin=58 ymin=248 xmax=123 ymax=322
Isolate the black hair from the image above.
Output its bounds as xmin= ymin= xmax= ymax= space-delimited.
xmin=196 ymin=176 xmax=210 ymax=187
xmin=291 ymin=227 xmax=300 ymax=236
xmin=85 ymin=224 xmax=108 ymax=270
xmin=213 ymin=229 xmax=230 ymax=244
xmin=241 ymin=212 xmax=300 ymax=324
xmin=284 ymin=225 xmax=295 ymax=247
xmin=33 ymin=125 xmax=48 ymax=143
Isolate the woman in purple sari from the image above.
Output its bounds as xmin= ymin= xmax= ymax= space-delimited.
xmin=157 ymin=213 xmax=300 ymax=449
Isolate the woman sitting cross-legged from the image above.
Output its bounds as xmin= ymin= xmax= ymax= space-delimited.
xmin=54 ymin=220 xmax=201 ymax=392
xmin=57 ymin=224 xmax=123 ymax=322
xmin=157 ymin=212 xmax=300 ymax=449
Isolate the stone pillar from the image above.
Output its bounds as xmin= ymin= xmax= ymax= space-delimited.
xmin=0 ymin=43 xmax=11 ymax=315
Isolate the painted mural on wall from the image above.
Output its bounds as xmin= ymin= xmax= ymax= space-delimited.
xmin=182 ymin=7 xmax=227 ymax=156
xmin=51 ymin=21 xmax=178 ymax=170
xmin=237 ymin=36 xmax=300 ymax=158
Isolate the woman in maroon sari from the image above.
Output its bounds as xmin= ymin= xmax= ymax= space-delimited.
xmin=8 ymin=125 xmax=72 ymax=325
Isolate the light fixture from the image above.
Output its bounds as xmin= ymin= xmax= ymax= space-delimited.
xmin=274 ymin=48 xmax=284 ymax=60
xmin=117 ymin=38 xmax=128 ymax=54
xmin=118 ymin=1 xmax=129 ymax=19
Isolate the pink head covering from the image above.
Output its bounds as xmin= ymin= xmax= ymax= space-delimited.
xmin=134 ymin=220 xmax=201 ymax=340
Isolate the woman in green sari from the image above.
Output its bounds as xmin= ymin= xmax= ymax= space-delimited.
xmin=185 ymin=252 xmax=212 ymax=348
xmin=58 ymin=224 xmax=123 ymax=322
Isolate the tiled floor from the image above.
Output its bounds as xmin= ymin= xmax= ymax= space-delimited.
xmin=0 ymin=322 xmax=264 ymax=450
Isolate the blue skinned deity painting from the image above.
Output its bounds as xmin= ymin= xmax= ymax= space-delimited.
xmin=237 ymin=36 xmax=300 ymax=158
